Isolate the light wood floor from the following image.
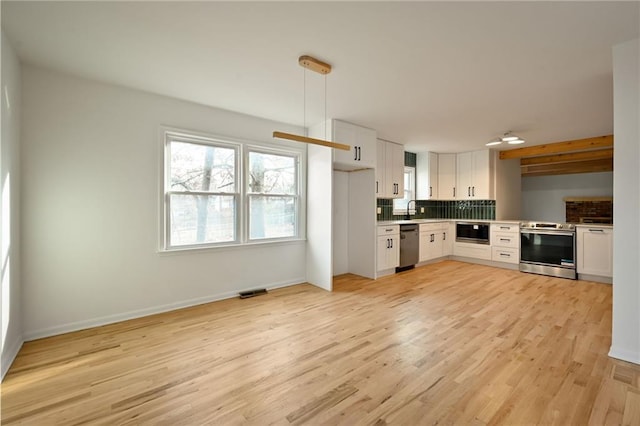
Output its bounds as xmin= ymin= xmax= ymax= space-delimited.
xmin=2 ymin=260 xmax=639 ymax=425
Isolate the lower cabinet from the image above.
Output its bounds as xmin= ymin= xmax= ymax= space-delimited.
xmin=419 ymin=222 xmax=447 ymax=262
xmin=490 ymin=222 xmax=520 ymax=264
xmin=453 ymin=242 xmax=492 ymax=260
xmin=577 ymin=226 xmax=613 ymax=278
xmin=377 ymin=225 xmax=400 ymax=271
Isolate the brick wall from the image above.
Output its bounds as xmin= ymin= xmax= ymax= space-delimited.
xmin=565 ymin=200 xmax=613 ymax=223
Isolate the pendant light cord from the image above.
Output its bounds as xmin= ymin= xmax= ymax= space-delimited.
xmin=303 ymin=68 xmax=306 ymax=137
xmin=324 ymin=74 xmax=327 ymax=140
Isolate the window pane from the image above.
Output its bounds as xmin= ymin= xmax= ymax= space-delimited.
xmin=249 ymin=196 xmax=296 ymax=239
xmin=170 ymin=141 xmax=235 ymax=193
xmin=169 ymin=194 xmax=235 ymax=246
xmin=248 ymin=151 xmax=295 ymax=194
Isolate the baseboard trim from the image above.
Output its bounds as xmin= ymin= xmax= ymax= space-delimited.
xmin=24 ymin=278 xmax=306 ymax=341
xmin=578 ymin=273 xmax=612 ymax=284
xmin=609 ymin=346 xmax=640 ymax=365
xmin=1 ymin=336 xmax=24 ymax=381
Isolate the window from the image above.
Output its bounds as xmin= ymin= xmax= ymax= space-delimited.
xmin=393 ymin=166 xmax=416 ymax=215
xmin=247 ymin=150 xmax=298 ymax=240
xmin=163 ymin=130 xmax=303 ymax=250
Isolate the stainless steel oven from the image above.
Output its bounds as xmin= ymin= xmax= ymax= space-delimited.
xmin=456 ymin=222 xmax=490 ymax=244
xmin=520 ymin=222 xmax=576 ymax=279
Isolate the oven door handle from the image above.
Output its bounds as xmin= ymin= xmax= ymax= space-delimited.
xmin=521 ymin=230 xmax=575 ymax=237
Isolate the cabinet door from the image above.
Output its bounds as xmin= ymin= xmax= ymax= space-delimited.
xmin=471 ymin=150 xmax=492 ymax=199
xmin=332 ymin=120 xmax=359 ymax=166
xmin=429 ymin=152 xmax=439 ymax=199
xmin=442 ymin=223 xmax=454 ymax=255
xmin=577 ymin=228 xmax=613 ymax=277
xmin=376 ymin=139 xmax=387 ymax=198
xmin=456 ymin=152 xmax=473 ymax=199
xmin=377 ymin=235 xmax=392 ymax=271
xmin=388 ymin=142 xmax=404 ymax=199
xmin=419 ymin=232 xmax=430 ymax=262
xmin=438 ymin=154 xmax=457 ymax=200
xmin=389 ymin=236 xmax=400 ymax=268
xmin=357 ymin=126 xmax=377 ymax=169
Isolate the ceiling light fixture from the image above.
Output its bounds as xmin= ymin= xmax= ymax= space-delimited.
xmin=273 ymin=56 xmax=350 ymax=151
xmin=486 ymin=131 xmax=526 ymax=146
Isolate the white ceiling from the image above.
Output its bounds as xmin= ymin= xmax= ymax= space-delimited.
xmin=2 ymin=1 xmax=638 ymax=153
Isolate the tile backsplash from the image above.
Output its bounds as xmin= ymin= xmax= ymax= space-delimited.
xmin=377 ymin=199 xmax=496 ymax=221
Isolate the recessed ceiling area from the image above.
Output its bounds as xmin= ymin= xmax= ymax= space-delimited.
xmin=2 ymin=1 xmax=638 ymax=153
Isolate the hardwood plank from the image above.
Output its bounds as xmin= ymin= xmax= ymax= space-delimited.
xmin=500 ymin=135 xmax=613 ymax=159
xmin=1 ymin=261 xmax=638 ymax=425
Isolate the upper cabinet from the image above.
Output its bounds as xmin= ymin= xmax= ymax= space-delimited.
xmin=316 ymin=119 xmax=376 ymax=171
xmin=456 ymin=150 xmax=493 ymax=199
xmin=415 ymin=150 xmax=496 ymax=201
xmin=438 ymin=153 xmax=457 ymax=200
xmin=416 ymin=152 xmax=439 ymax=200
xmin=376 ymin=139 xmax=404 ymax=199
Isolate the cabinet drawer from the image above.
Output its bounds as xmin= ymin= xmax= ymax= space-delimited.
xmin=419 ymin=222 xmax=447 ymax=232
xmin=491 ymin=232 xmax=519 ymax=248
xmin=492 ymin=247 xmax=519 ymax=264
xmin=453 ymin=242 xmax=492 ymax=260
xmin=377 ymin=225 xmax=399 ymax=236
xmin=491 ymin=223 xmax=519 ymax=233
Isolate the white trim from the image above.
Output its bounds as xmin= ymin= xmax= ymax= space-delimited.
xmin=609 ymin=346 xmax=640 ymax=365
xmin=159 ymin=126 xmax=307 ymax=252
xmin=23 ymin=278 xmax=306 ymax=341
xmin=1 ymin=336 xmax=24 ymax=380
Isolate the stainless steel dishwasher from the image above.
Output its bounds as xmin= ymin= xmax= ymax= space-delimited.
xmin=398 ymin=224 xmax=419 ymax=271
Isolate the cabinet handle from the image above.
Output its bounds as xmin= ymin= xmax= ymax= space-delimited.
xmin=468 ymin=186 xmax=471 ymax=197
xmin=472 ymin=186 xmax=475 ymax=197
xmin=386 ymin=238 xmax=390 ymax=249
xmin=453 ymin=187 xmax=456 ymax=197
xmin=430 ymin=233 xmax=435 ymax=242
xmin=588 ymin=229 xmax=605 ymax=232
xmin=430 ymin=186 xmax=432 ymax=197
xmin=390 ymin=238 xmax=393 ymax=248
xmin=354 ymin=146 xmax=358 ymax=161
xmin=376 ymin=181 xmax=378 ymax=194
xmin=500 ymin=238 xmax=510 ymax=242
xmin=443 ymin=232 xmax=446 ymax=241
xmin=359 ymin=147 xmax=362 ymax=161
xmin=500 ymin=253 xmax=511 ymax=257
xmin=500 ymin=226 xmax=510 ymax=230
xmin=385 ymin=228 xmax=394 ymax=232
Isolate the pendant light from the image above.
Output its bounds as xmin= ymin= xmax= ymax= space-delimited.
xmin=273 ymin=56 xmax=350 ymax=151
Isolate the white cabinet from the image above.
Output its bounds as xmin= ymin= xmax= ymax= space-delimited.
xmin=377 ymin=225 xmax=400 ymax=271
xmin=376 ymin=139 xmax=404 ymax=198
xmin=310 ymin=119 xmax=377 ymax=171
xmin=491 ymin=222 xmax=519 ymax=264
xmin=456 ymin=150 xmax=494 ymax=199
xmin=416 ymin=152 xmax=438 ymax=200
xmin=443 ymin=222 xmax=454 ymax=256
xmin=437 ymin=153 xmax=457 ymax=200
xmin=577 ymin=226 xmax=613 ymax=278
xmin=419 ymin=222 xmax=447 ymax=262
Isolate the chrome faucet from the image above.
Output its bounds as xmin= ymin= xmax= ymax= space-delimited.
xmin=405 ymin=200 xmax=416 ymax=220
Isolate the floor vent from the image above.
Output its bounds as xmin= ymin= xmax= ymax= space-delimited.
xmin=239 ymin=288 xmax=268 ymax=299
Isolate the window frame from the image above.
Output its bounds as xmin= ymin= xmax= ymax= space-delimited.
xmin=393 ymin=166 xmax=416 ymax=216
xmin=161 ymin=128 xmax=305 ymax=252
xmin=244 ymin=146 xmax=301 ymax=242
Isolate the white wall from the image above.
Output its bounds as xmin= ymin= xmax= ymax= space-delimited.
xmin=521 ymin=172 xmax=613 ymax=222
xmin=332 ymin=171 xmax=349 ymax=276
xmin=611 ymin=38 xmax=640 ymax=365
xmin=1 ymin=32 xmax=23 ymax=379
xmin=21 ymin=66 xmax=308 ymax=340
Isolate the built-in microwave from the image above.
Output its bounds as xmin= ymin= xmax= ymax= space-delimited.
xmin=456 ymin=222 xmax=490 ymax=244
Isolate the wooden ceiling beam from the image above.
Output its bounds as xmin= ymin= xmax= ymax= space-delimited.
xmin=520 ymin=148 xmax=613 ymax=166
xmin=500 ymin=135 xmax=613 ymax=160
xmin=521 ymin=158 xmax=613 ymax=177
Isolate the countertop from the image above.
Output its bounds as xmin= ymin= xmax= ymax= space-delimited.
xmin=377 ymin=219 xmax=521 ymax=226
xmin=377 ymin=219 xmax=613 ymax=228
